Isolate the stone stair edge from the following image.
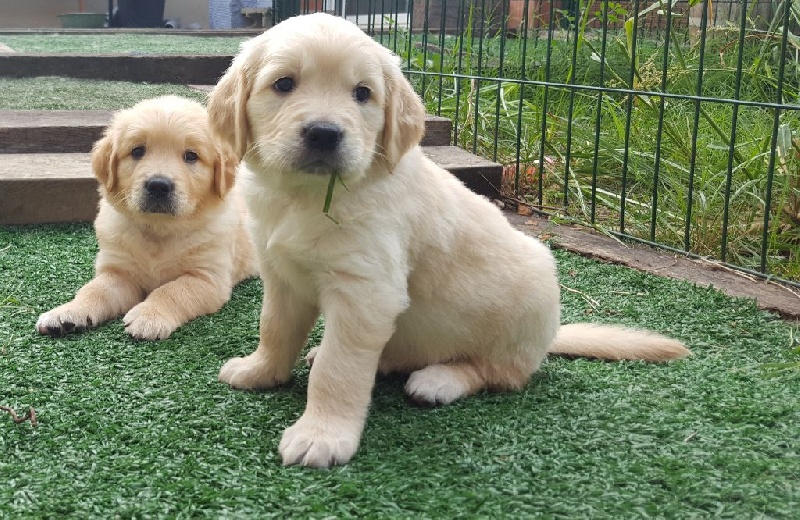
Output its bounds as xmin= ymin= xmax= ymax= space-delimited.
xmin=0 ymin=110 xmax=453 ymax=151
xmin=0 ymin=148 xmax=502 ymax=225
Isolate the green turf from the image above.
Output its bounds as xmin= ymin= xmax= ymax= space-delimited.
xmin=0 ymin=77 xmax=207 ymax=110
xmin=0 ymin=34 xmax=246 ymax=55
xmin=1 ymin=223 xmax=798 ymax=517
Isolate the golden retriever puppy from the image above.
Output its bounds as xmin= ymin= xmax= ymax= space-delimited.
xmin=36 ymin=96 xmax=257 ymax=341
xmin=207 ymin=13 xmax=690 ymax=468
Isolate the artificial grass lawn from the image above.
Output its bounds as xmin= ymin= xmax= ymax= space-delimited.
xmin=0 ymin=34 xmax=246 ymax=55
xmin=1 ymin=223 xmax=798 ymax=517
xmin=0 ymin=77 xmax=207 ymax=110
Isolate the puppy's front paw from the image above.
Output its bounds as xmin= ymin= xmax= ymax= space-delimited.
xmin=218 ymin=354 xmax=289 ymax=390
xmin=123 ymin=303 xmax=177 ymax=341
xmin=405 ymin=365 xmax=471 ymax=406
xmin=36 ymin=306 xmax=96 ymax=337
xmin=279 ymin=414 xmax=361 ymax=468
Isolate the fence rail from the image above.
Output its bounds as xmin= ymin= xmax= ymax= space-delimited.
xmin=279 ymin=0 xmax=800 ymax=286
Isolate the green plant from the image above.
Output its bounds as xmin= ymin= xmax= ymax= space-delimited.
xmin=387 ymin=1 xmax=800 ymax=281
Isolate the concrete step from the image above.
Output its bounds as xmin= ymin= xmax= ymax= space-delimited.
xmin=0 ymin=148 xmax=501 ymax=225
xmin=421 ymin=146 xmax=502 ymax=199
xmin=0 ymin=53 xmax=233 ymax=84
xmin=0 ymin=153 xmax=97 ymax=225
xmin=0 ymin=110 xmax=453 ymax=152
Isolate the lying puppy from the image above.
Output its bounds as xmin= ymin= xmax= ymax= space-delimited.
xmin=208 ymin=13 xmax=690 ymax=468
xmin=37 ymin=96 xmax=257 ymax=341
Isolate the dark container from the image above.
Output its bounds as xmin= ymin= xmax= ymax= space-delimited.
xmin=117 ymin=0 xmax=166 ymax=28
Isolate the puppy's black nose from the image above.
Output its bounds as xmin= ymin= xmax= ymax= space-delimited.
xmin=302 ymin=121 xmax=343 ymax=152
xmin=145 ymin=176 xmax=174 ymax=198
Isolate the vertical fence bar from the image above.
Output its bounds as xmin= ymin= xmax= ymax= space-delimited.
xmin=406 ymin=0 xmax=414 ymax=73
xmin=649 ymin=0 xmax=675 ymax=242
xmin=391 ymin=0 xmax=400 ymax=54
xmin=759 ymin=0 xmax=792 ymax=274
xmin=471 ymin=0 xmax=489 ymax=155
xmin=563 ymin=0 xmax=583 ymax=208
xmin=513 ymin=0 xmax=532 ymax=195
xmin=374 ymin=0 xmax=379 ymax=33
xmin=420 ymin=0 xmax=431 ymax=95
xmin=589 ymin=0 xmax=612 ymax=224
xmin=683 ymin=0 xmax=709 ymax=252
xmin=491 ymin=0 xmax=509 ymax=162
xmin=535 ymin=0 xmax=556 ymax=208
xmin=720 ymin=0 xmax=749 ymax=264
xmin=376 ymin=0 xmax=386 ymax=38
xmin=452 ymin=0 xmax=468 ymax=146
xmin=436 ymin=0 xmax=448 ymax=116
xmin=619 ymin=0 xmax=641 ymax=234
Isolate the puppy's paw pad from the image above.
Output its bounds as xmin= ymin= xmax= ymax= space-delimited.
xmin=405 ymin=365 xmax=470 ymax=406
xmin=36 ymin=309 xmax=91 ymax=337
xmin=123 ymin=304 xmax=175 ymax=341
xmin=218 ymin=355 xmax=286 ymax=390
xmin=279 ymin=415 xmax=360 ymax=468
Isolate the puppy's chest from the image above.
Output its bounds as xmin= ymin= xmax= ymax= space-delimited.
xmin=262 ymin=223 xmax=329 ymax=276
xmin=257 ymin=214 xmax=358 ymax=290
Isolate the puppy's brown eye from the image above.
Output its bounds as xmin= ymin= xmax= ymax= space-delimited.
xmin=354 ymin=85 xmax=371 ymax=103
xmin=184 ymin=150 xmax=198 ymax=163
xmin=274 ymin=77 xmax=295 ymax=93
xmin=131 ymin=146 xmax=146 ymax=159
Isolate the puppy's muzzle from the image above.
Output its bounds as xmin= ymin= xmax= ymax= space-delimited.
xmin=141 ymin=175 xmax=176 ymax=214
xmin=297 ymin=121 xmax=347 ymax=174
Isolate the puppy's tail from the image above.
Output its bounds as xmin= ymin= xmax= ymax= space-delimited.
xmin=548 ymin=323 xmax=691 ymax=362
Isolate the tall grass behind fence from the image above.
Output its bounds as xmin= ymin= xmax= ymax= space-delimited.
xmin=284 ymin=0 xmax=800 ymax=284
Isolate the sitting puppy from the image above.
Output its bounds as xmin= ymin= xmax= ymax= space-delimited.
xmin=207 ymin=14 xmax=690 ymax=468
xmin=37 ymin=96 xmax=257 ymax=341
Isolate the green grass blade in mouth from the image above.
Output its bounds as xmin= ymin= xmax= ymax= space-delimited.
xmin=323 ymin=170 xmax=339 ymax=224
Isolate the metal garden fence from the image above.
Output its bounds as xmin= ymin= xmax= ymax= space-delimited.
xmin=277 ymin=0 xmax=799 ymax=286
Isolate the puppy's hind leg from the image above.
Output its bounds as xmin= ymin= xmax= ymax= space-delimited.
xmin=405 ymin=362 xmax=485 ymax=406
xmin=405 ymin=352 xmax=545 ymax=406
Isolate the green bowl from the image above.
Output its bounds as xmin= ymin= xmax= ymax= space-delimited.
xmin=58 ymin=13 xmax=107 ymax=28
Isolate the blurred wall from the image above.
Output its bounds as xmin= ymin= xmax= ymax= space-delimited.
xmin=0 ymin=0 xmax=211 ymax=29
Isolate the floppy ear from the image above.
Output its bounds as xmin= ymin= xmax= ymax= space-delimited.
xmin=208 ymin=48 xmax=254 ymax=160
xmin=380 ymin=54 xmax=426 ymax=170
xmin=91 ymin=134 xmax=118 ymax=193
xmin=214 ymin=144 xmax=239 ymax=199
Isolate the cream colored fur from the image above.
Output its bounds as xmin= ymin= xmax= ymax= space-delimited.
xmin=36 ymin=96 xmax=257 ymax=340
xmin=207 ymin=14 xmax=690 ymax=468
